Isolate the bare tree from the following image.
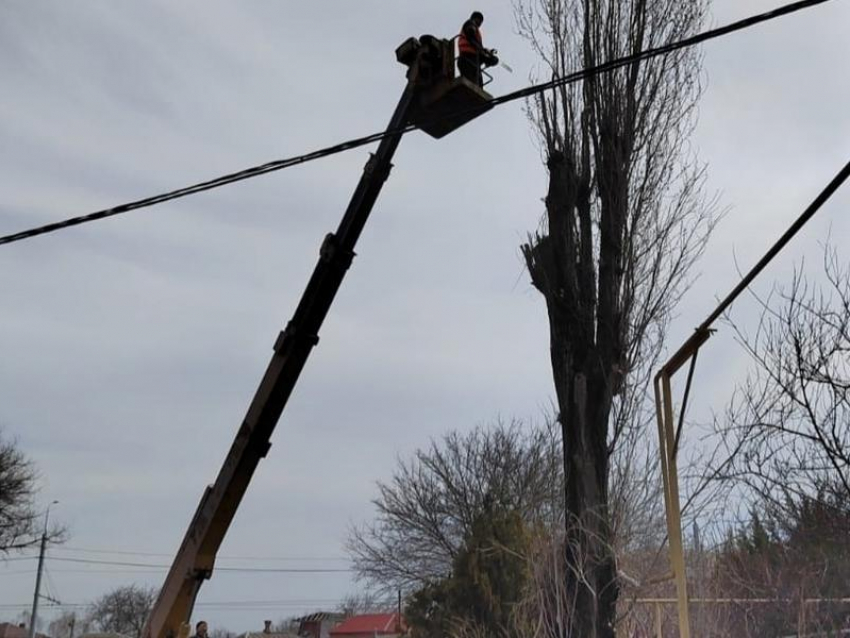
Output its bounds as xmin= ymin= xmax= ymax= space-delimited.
xmin=514 ymin=0 xmax=715 ymax=634
xmin=716 ymin=246 xmax=850 ymax=508
xmin=48 ymin=612 xmax=89 ymax=638
xmin=704 ymin=485 xmax=850 ymax=637
xmin=348 ymin=419 xmax=562 ymax=593
xmin=338 ymin=591 xmax=395 ymax=616
xmin=0 ymin=429 xmax=43 ymax=552
xmin=88 ymin=584 xmax=158 ymax=638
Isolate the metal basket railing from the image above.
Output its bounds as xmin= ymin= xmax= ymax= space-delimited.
xmin=450 ymin=35 xmax=494 ymax=87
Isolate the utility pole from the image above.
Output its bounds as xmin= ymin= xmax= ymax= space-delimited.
xmin=28 ymin=500 xmax=58 ymax=638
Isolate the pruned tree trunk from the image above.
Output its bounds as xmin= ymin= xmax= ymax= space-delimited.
xmin=517 ymin=0 xmax=714 ymax=634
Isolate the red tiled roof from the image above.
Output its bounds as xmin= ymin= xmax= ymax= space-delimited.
xmin=0 ymin=625 xmax=47 ymax=638
xmin=0 ymin=624 xmax=26 ymax=638
xmin=329 ymin=613 xmax=403 ymax=636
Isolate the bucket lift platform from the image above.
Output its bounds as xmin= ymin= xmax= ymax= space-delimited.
xmin=396 ymin=35 xmax=494 ymax=139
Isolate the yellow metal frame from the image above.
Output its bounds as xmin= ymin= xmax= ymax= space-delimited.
xmin=654 ymin=371 xmax=690 ymax=637
xmin=653 ymin=328 xmax=712 ymax=638
xmin=649 ymin=162 xmax=849 ymax=637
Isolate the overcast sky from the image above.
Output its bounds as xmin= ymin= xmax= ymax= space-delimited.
xmin=1 ymin=0 xmax=848 ymax=633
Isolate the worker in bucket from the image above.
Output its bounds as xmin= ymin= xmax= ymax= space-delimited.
xmin=190 ymin=621 xmax=209 ymax=638
xmin=458 ymin=11 xmax=498 ymax=87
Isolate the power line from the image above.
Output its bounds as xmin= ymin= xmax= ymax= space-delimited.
xmin=7 ymin=546 xmax=349 ymax=561
xmin=0 ymin=598 xmax=349 ymax=608
xmin=0 ymin=568 xmax=164 ymax=575
xmin=44 ymin=556 xmax=351 ymax=573
xmin=0 ymin=125 xmax=407 ymax=247
xmin=3 ymin=554 xmax=352 ymax=572
xmin=0 ymin=0 xmax=832 ymax=248
xmin=0 ymin=598 xmax=352 ymax=610
xmin=43 ymin=565 xmax=61 ymax=606
xmin=215 ymin=565 xmax=352 ymax=573
xmin=52 ymin=545 xmax=349 ymax=561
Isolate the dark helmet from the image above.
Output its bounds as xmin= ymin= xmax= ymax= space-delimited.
xmin=471 ymin=11 xmax=484 ymax=24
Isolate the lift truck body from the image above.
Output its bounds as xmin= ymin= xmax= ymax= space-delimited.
xmin=142 ymin=36 xmax=493 ymax=638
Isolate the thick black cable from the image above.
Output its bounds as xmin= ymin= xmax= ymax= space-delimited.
xmin=660 ymin=158 xmax=850 ymax=379
xmin=489 ymin=0 xmax=832 ymax=109
xmin=0 ymin=125 xmax=413 ymax=246
xmin=0 ymin=0 xmax=832 ymax=247
xmin=700 ymin=158 xmax=850 ymax=329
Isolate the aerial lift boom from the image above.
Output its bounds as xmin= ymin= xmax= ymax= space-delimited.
xmin=142 ymin=36 xmax=493 ymax=638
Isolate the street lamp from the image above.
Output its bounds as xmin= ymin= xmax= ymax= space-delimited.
xmin=28 ymin=500 xmax=59 ymax=638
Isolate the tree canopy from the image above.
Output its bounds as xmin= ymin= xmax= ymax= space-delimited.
xmin=88 ymin=584 xmax=158 ymax=638
xmin=405 ymin=506 xmax=532 ymax=638
xmin=0 ymin=429 xmax=40 ymax=552
xmin=348 ymin=420 xmax=561 ymax=593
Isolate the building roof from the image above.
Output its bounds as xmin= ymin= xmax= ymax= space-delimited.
xmin=328 ymin=614 xmax=403 ymax=636
xmin=0 ymin=624 xmax=26 ymax=638
xmin=0 ymin=624 xmax=49 ymax=638
xmin=294 ymin=612 xmax=345 ymax=624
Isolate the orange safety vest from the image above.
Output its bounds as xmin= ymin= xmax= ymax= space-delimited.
xmin=458 ymin=25 xmax=482 ymax=56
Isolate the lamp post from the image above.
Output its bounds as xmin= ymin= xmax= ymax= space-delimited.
xmin=28 ymin=500 xmax=58 ymax=638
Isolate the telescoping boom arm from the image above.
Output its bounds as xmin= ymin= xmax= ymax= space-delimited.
xmin=143 ymin=35 xmax=494 ymax=638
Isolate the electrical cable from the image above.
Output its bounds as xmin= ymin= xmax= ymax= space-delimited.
xmin=1 ymin=555 xmax=36 ymax=562
xmin=0 ymin=598 xmax=352 ymax=610
xmin=6 ymin=547 xmax=349 ymax=561
xmin=0 ymin=0 xmax=832 ymax=248
xmin=42 ymin=565 xmax=64 ymax=607
xmin=16 ymin=555 xmax=352 ymax=572
xmin=50 ymin=544 xmax=348 ymax=561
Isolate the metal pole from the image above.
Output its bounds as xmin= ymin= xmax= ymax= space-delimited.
xmin=661 ymin=374 xmax=690 ymax=637
xmin=652 ymin=161 xmax=850 ymax=637
xmin=655 ymin=373 xmax=690 ymax=637
xmin=655 ymin=602 xmax=663 ymax=638
xmin=28 ymin=501 xmax=57 ymax=638
xmin=27 ymin=534 xmax=46 ymax=638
